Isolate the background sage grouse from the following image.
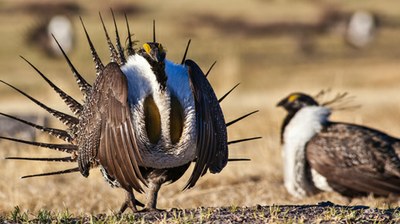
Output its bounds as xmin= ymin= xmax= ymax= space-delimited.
xmin=277 ymin=92 xmax=400 ymax=199
xmin=0 ymin=13 xmax=259 ymax=213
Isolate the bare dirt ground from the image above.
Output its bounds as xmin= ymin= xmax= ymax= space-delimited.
xmin=1 ymin=0 xmax=400 ymax=223
xmin=1 ymin=202 xmax=399 ymax=223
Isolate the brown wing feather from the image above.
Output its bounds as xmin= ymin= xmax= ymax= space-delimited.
xmin=184 ymin=59 xmax=228 ymax=189
xmin=307 ymin=122 xmax=400 ymax=196
xmin=92 ymin=62 xmax=145 ymax=192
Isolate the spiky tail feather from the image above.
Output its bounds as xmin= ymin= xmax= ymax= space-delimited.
xmin=0 ymin=112 xmax=72 ymax=142
xmin=21 ymin=167 xmax=80 ymax=179
xmin=6 ymin=156 xmax=75 ymax=162
xmin=0 ymin=80 xmax=79 ymax=128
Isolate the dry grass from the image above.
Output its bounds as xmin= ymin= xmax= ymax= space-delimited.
xmin=1 ymin=0 xmax=400 ymax=218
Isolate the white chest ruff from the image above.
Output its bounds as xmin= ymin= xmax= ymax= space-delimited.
xmin=282 ymin=106 xmax=331 ymax=197
xmin=122 ymin=57 xmax=197 ymax=169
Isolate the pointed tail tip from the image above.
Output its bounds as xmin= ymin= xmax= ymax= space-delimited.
xmin=153 ymin=19 xmax=156 ymax=42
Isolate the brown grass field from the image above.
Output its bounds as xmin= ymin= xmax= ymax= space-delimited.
xmin=1 ymin=0 xmax=400 ymax=220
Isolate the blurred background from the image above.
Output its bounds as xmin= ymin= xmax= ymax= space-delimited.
xmin=1 ymin=0 xmax=400 ymax=215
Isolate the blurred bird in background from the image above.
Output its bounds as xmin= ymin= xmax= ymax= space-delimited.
xmin=22 ymin=2 xmax=82 ymax=57
xmin=277 ymin=92 xmax=400 ymax=199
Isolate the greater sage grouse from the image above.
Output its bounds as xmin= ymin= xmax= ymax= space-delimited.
xmin=1 ymin=14 xmax=259 ymax=213
xmin=277 ymin=92 xmax=400 ymax=198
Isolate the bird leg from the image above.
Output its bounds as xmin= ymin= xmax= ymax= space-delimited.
xmin=144 ymin=180 xmax=162 ymax=211
xmin=118 ymin=188 xmax=144 ymax=214
xmin=143 ymin=174 xmax=167 ymax=211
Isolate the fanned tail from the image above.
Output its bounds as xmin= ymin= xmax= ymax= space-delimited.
xmin=228 ymin=137 xmax=262 ymax=145
xmin=0 ymin=136 xmax=77 ymax=153
xmin=111 ymin=9 xmax=126 ymax=64
xmin=124 ymin=13 xmax=136 ymax=56
xmin=20 ymin=56 xmax=83 ymax=116
xmin=228 ymin=158 xmax=251 ymax=162
xmin=181 ymin=39 xmax=191 ymax=65
xmin=205 ymin=61 xmax=217 ymax=77
xmin=6 ymin=156 xmax=75 ymax=162
xmin=99 ymin=12 xmax=119 ymax=63
xmin=80 ymin=17 xmax=105 ymax=75
xmin=226 ymin=110 xmax=259 ymax=127
xmin=51 ymin=34 xmax=92 ymax=97
xmin=219 ymin=83 xmax=240 ymax=103
xmin=0 ymin=80 xmax=79 ymax=129
xmin=21 ymin=167 xmax=80 ymax=179
xmin=0 ymin=112 xmax=72 ymax=142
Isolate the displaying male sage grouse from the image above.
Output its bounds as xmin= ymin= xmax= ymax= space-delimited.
xmin=0 ymin=13 xmax=259 ymax=213
xmin=277 ymin=92 xmax=400 ymax=199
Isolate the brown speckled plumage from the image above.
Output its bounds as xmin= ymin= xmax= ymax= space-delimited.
xmin=278 ymin=92 xmax=400 ymax=198
xmin=1 ymin=14 xmax=258 ymax=213
xmin=307 ymin=122 xmax=400 ymax=197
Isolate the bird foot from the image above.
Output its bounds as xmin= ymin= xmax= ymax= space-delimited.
xmin=118 ymin=195 xmax=144 ymax=214
xmin=139 ymin=207 xmax=165 ymax=213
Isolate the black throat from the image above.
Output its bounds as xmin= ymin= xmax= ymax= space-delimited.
xmin=145 ymin=56 xmax=167 ymax=90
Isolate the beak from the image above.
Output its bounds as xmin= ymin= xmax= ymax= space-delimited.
xmin=276 ymin=97 xmax=288 ymax=107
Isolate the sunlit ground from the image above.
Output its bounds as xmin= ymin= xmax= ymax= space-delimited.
xmin=1 ymin=0 xmax=400 ymax=215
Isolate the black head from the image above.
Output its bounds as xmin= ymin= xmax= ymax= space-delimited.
xmin=138 ymin=42 xmax=167 ymax=89
xmin=139 ymin=42 xmax=166 ymax=63
xmin=277 ymin=92 xmax=319 ymax=113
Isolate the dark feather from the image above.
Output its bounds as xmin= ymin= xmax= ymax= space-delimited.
xmin=0 ymin=112 xmax=72 ymax=142
xmin=228 ymin=136 xmax=261 ymax=145
xmin=125 ymin=13 xmax=135 ymax=56
xmin=228 ymin=158 xmax=251 ymax=162
xmin=226 ymin=110 xmax=259 ymax=127
xmin=21 ymin=167 xmax=80 ymax=179
xmin=205 ymin=61 xmax=217 ymax=77
xmin=6 ymin=156 xmax=75 ymax=162
xmin=0 ymin=80 xmax=79 ymax=128
xmin=111 ymin=9 xmax=126 ymax=64
xmin=20 ymin=56 xmax=82 ymax=116
xmin=219 ymin=83 xmax=240 ymax=103
xmin=83 ymin=63 xmax=145 ymax=193
xmin=307 ymin=122 xmax=400 ymax=196
xmin=0 ymin=136 xmax=77 ymax=153
xmin=51 ymin=34 xmax=92 ymax=97
xmin=99 ymin=12 xmax=118 ymax=63
xmin=184 ymin=59 xmax=228 ymax=189
xmin=181 ymin=39 xmax=191 ymax=65
xmin=153 ymin=20 xmax=156 ymax=42
xmin=80 ymin=17 xmax=105 ymax=75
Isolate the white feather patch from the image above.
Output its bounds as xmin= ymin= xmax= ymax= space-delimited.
xmin=282 ymin=106 xmax=331 ymax=198
xmin=120 ymin=56 xmax=197 ymax=168
xmin=165 ymin=60 xmax=197 ymax=157
xmin=121 ymin=54 xmax=160 ymax=105
xmin=311 ymin=169 xmax=333 ymax=192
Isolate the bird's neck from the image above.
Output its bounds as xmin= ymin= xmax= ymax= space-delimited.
xmin=280 ymin=110 xmax=297 ymax=144
xmin=145 ymin=57 xmax=167 ymax=90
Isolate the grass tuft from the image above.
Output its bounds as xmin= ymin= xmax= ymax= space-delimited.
xmin=9 ymin=206 xmax=28 ymax=223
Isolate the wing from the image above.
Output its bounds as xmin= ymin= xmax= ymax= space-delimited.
xmin=306 ymin=122 xmax=400 ymax=196
xmin=95 ymin=62 xmax=146 ymax=192
xmin=184 ymin=59 xmax=228 ymax=189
